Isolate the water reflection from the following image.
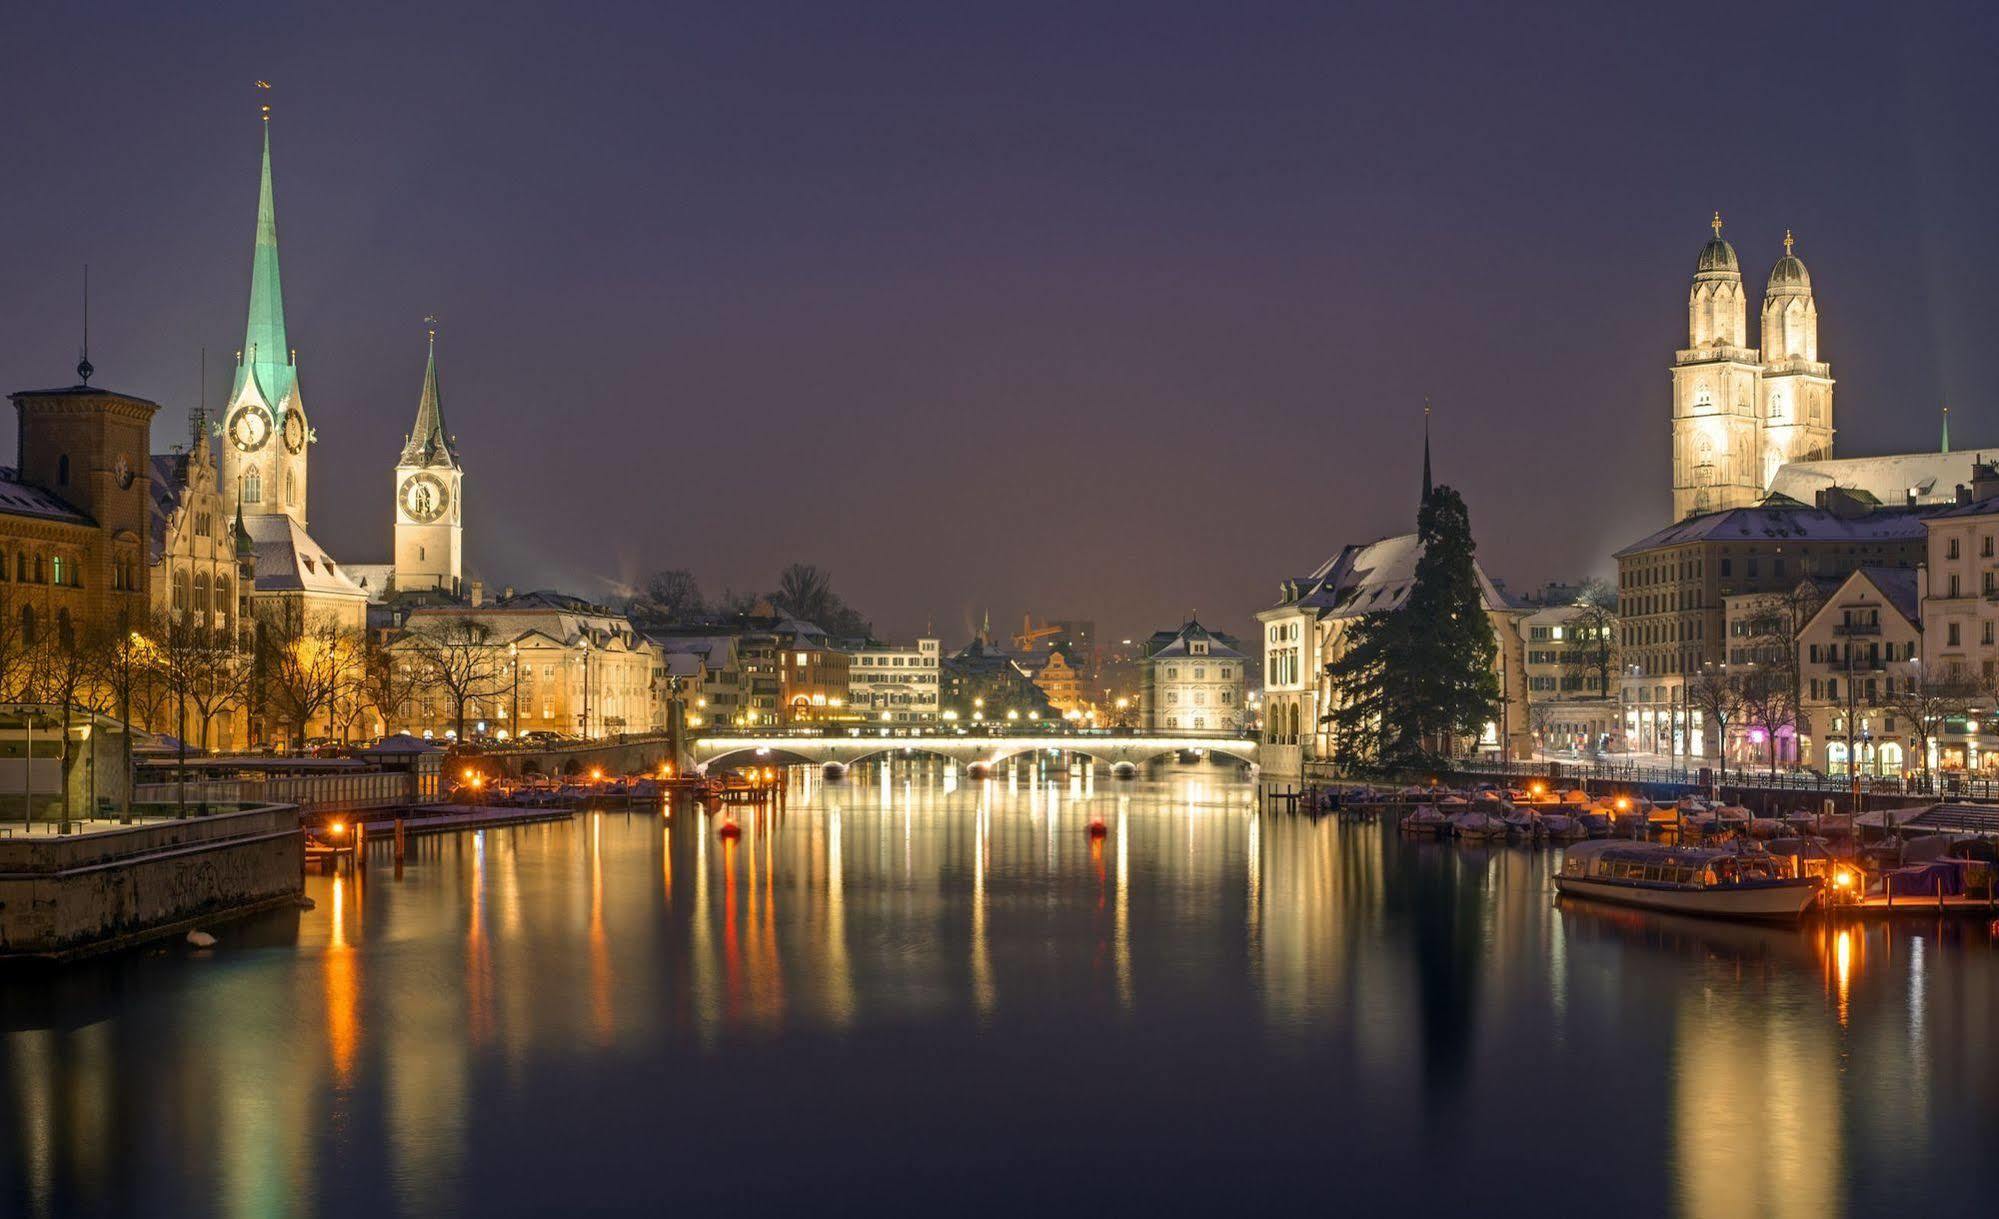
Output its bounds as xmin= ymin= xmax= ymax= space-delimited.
xmin=0 ymin=764 xmax=1996 ymax=1215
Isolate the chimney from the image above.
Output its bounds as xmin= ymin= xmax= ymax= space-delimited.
xmin=1956 ymin=483 xmax=1972 ymax=506
xmin=1973 ymin=461 xmax=1999 ymax=503
xmin=469 ymin=580 xmax=484 ymax=607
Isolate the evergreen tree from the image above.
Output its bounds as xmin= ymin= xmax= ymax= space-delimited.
xmin=1324 ymin=484 xmax=1500 ymax=772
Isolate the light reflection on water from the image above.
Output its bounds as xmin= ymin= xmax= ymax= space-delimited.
xmin=1 ymin=762 xmax=1997 ymax=1216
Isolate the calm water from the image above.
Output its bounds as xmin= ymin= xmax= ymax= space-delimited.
xmin=4 ymin=763 xmax=1998 ymax=1217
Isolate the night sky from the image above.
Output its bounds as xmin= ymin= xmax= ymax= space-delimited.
xmin=5 ymin=2 xmax=1996 ymax=646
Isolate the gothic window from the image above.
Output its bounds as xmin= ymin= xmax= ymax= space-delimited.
xmin=215 ymin=576 xmax=231 ymax=612
xmin=173 ymin=571 xmax=189 ymax=613
xmin=20 ymin=605 xmax=33 ymax=646
xmin=193 ymin=574 xmax=210 ymax=625
xmin=56 ymin=454 xmax=69 ymax=485
xmin=245 ymin=468 xmax=262 ymax=503
xmin=1694 ymin=383 xmax=1712 ymax=412
xmin=56 ymin=609 xmax=71 ymax=647
xmin=285 ymin=471 xmax=297 ymax=506
xmin=1769 ymin=391 xmax=1786 ymax=422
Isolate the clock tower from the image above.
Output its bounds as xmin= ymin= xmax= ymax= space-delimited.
xmin=220 ymin=113 xmax=313 ymax=529
xmin=392 ymin=329 xmax=462 ymax=595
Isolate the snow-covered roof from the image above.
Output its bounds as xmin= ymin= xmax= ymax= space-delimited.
xmin=343 ymin=563 xmax=396 ymax=603
xmin=1146 ymin=618 xmax=1247 ymax=660
xmin=1615 ymin=504 xmax=1935 ymax=556
xmin=1768 ymin=451 xmax=1991 ymax=508
xmin=1806 ymin=566 xmax=1923 ymax=633
xmin=0 ymin=466 xmax=91 ymax=527
xmin=243 ymin=515 xmax=368 ymax=599
xmin=1267 ymin=532 xmax=1514 ymax=620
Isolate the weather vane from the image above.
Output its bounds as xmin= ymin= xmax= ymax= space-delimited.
xmin=256 ymin=79 xmax=271 ymax=122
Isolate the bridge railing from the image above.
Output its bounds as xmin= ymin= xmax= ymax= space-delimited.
xmin=693 ymin=726 xmax=1257 ymax=743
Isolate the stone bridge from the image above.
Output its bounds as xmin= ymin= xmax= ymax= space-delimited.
xmin=690 ymin=732 xmax=1259 ymax=775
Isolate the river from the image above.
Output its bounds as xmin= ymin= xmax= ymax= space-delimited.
xmin=2 ymin=762 xmax=1996 ymax=1217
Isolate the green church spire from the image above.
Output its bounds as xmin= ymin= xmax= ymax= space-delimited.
xmin=235 ymin=118 xmax=295 ymax=409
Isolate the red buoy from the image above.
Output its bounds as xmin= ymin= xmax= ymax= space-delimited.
xmin=1087 ymin=818 xmax=1108 ymax=838
xmin=717 ymin=820 xmax=742 ymax=840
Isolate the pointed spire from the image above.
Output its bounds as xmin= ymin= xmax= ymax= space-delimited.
xmin=236 ymin=108 xmax=294 ymax=408
xmin=400 ymin=320 xmax=458 ymax=467
xmin=1421 ymin=398 xmax=1433 ymax=505
xmin=1943 ymin=404 xmax=1951 ymax=454
xmin=233 ymin=487 xmax=254 ymax=558
xmin=77 ymin=264 xmax=93 ymax=385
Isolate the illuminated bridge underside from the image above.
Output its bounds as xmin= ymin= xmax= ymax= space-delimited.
xmin=690 ymin=735 xmax=1259 ymax=772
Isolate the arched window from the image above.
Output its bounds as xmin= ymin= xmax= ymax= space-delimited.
xmin=56 ymin=454 xmax=69 ymax=485
xmin=173 ymin=571 xmax=190 ymax=614
xmin=193 ymin=574 xmax=210 ymax=625
xmin=285 ymin=471 xmax=297 ymax=506
xmin=20 ymin=605 xmax=34 ymax=646
xmin=245 ymin=468 xmax=262 ymax=503
xmin=1769 ymin=391 xmax=1786 ymax=422
xmin=56 ymin=608 xmax=71 ymax=647
xmin=1693 ymin=382 xmax=1712 ymax=411
xmin=215 ymin=576 xmax=231 ymax=614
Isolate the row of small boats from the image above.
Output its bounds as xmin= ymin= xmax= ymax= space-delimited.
xmin=1371 ymin=784 xmax=1858 ymax=846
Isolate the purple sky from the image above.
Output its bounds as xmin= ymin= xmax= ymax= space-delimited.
xmin=4 ymin=2 xmax=1996 ymax=646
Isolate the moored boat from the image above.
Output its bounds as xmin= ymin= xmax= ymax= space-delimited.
xmin=1450 ymin=810 xmax=1505 ymax=841
xmin=1401 ymin=804 xmax=1449 ymax=837
xmin=1555 ymin=841 xmax=1822 ymax=921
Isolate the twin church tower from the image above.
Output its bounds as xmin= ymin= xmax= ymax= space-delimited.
xmin=219 ymin=111 xmax=464 ymax=604
xmin=1669 ymin=214 xmax=1836 ymax=520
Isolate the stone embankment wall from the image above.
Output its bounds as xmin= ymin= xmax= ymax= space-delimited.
xmin=0 ymin=805 xmax=303 ymax=960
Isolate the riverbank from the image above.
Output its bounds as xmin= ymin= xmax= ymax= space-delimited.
xmin=0 ymin=803 xmax=303 ymax=961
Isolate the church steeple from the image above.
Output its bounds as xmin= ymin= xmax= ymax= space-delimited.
xmin=1421 ymin=400 xmax=1433 ymax=505
xmin=399 ymin=326 xmax=458 ymax=468
xmin=235 ymin=116 xmax=295 ymax=409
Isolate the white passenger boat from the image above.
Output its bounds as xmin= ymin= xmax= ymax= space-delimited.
xmin=1555 ymin=841 xmax=1822 ymax=921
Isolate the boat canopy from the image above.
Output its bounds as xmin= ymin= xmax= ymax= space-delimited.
xmin=1561 ymin=841 xmax=1739 ymax=867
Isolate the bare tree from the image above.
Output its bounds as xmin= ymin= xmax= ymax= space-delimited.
xmin=1686 ymin=664 xmax=1747 ymax=791
xmin=85 ymin=617 xmax=158 ymax=817
xmin=262 ymin=616 xmax=365 ymax=753
xmin=401 ymin=616 xmax=504 ymax=742
xmin=1566 ymin=580 xmax=1620 ymax=702
xmin=1736 ymin=664 xmax=1796 ymax=779
xmin=631 ymin=569 xmax=704 ymax=625
xmin=774 ymin=563 xmax=834 ymax=623
xmin=1883 ymin=667 xmax=1979 ymax=783
xmin=26 ymin=610 xmax=94 ymax=824
xmin=182 ymin=628 xmax=253 ymax=753
xmin=361 ymin=634 xmax=422 ymax=738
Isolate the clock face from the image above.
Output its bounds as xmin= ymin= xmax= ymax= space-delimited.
xmin=401 ymin=472 xmax=448 ymax=522
xmin=282 ymin=409 xmax=307 ymax=454
xmin=229 ymin=405 xmax=272 ymax=452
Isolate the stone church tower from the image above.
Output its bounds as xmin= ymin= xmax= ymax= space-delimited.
xmin=219 ymin=114 xmax=314 ymax=528
xmin=1758 ymin=230 xmax=1834 ymax=482
xmin=1669 ymin=216 xmax=1836 ymax=520
xmin=392 ymin=329 xmax=462 ymax=595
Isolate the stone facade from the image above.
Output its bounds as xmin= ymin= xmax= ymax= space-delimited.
xmin=1671 ymin=219 xmax=1835 ymax=520
xmin=1138 ymin=619 xmax=1245 ymax=735
xmin=846 ymin=638 xmax=941 ymax=722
